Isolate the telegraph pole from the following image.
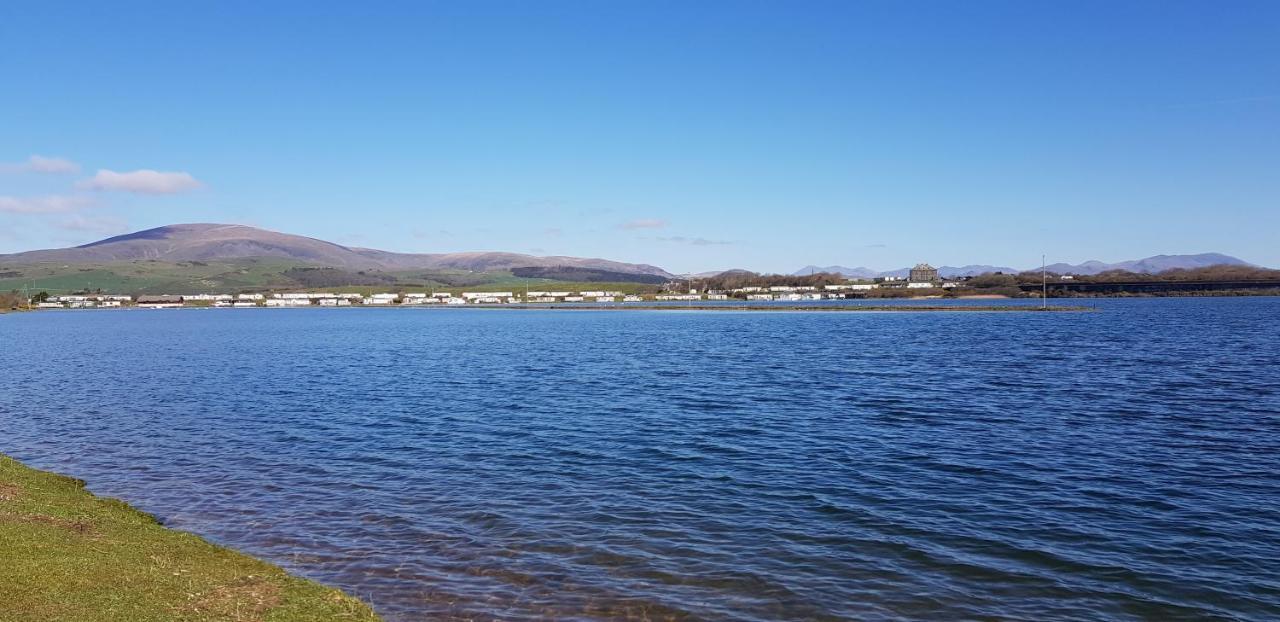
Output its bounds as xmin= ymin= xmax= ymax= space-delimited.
xmin=1042 ymin=254 xmax=1047 ymax=309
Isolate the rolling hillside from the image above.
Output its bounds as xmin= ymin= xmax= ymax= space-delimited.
xmin=0 ymin=224 xmax=673 ymax=277
xmin=0 ymin=224 xmax=675 ymax=294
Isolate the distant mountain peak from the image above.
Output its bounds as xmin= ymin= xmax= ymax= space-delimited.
xmin=792 ymin=254 xmax=1257 ymax=279
xmin=1043 ymin=253 xmax=1254 ymax=275
xmin=3 ymin=223 xmax=675 ymax=278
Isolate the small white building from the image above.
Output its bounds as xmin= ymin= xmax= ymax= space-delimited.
xmin=266 ymin=298 xmax=308 ymax=307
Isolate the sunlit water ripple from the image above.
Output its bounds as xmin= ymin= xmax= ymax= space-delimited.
xmin=2 ymin=298 xmax=1279 ymax=620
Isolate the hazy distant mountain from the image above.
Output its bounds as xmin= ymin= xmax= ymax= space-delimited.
xmin=792 ymin=265 xmax=880 ymax=278
xmin=0 ymin=223 xmax=675 ymax=278
xmin=795 ymin=254 xmax=1254 ymax=278
xmin=1042 ymin=253 xmax=1254 ymax=275
xmin=937 ymin=265 xmax=1020 ymax=278
xmin=792 ymin=264 xmax=1015 ymax=279
xmin=685 ymin=268 xmax=774 ymax=279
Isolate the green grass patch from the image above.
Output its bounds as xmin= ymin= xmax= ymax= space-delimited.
xmin=0 ymin=454 xmax=380 ymax=621
xmin=0 ymin=261 xmax=665 ymax=296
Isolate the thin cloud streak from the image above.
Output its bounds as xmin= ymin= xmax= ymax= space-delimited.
xmin=78 ymin=169 xmax=204 ymax=194
xmin=0 ymin=194 xmax=93 ymax=214
xmin=653 ymin=235 xmax=733 ymax=246
xmin=56 ymin=215 xmax=129 ymax=234
xmin=0 ymin=155 xmax=81 ymax=174
xmin=619 ymin=219 xmax=668 ymax=230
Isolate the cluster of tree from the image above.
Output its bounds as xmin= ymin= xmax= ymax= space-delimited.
xmin=1008 ymin=265 xmax=1280 ymax=284
xmin=512 ymin=266 xmax=668 ymax=284
xmin=686 ymin=270 xmax=849 ymax=291
xmin=283 ymin=267 xmax=399 ymax=288
xmin=1 ymin=290 xmax=29 ymax=310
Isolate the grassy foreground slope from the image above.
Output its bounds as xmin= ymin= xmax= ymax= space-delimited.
xmin=0 ymin=455 xmax=379 ymax=622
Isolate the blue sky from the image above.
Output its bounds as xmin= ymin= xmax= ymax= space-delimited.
xmin=2 ymin=1 xmax=1277 ymax=273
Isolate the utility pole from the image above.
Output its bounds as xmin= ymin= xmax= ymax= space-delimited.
xmin=1042 ymin=254 xmax=1047 ymax=309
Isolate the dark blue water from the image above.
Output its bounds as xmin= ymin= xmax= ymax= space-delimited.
xmin=2 ymin=299 xmax=1279 ymax=620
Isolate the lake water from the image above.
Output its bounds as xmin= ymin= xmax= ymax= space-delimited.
xmin=2 ymin=298 xmax=1279 ymax=620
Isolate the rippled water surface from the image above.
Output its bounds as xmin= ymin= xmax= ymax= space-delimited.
xmin=3 ymin=298 xmax=1279 ymax=620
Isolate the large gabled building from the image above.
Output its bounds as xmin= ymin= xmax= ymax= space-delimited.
xmin=909 ymin=263 xmax=940 ymax=283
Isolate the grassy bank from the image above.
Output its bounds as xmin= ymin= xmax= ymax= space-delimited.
xmin=0 ymin=454 xmax=379 ymax=621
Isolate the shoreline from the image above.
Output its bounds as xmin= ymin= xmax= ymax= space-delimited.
xmin=458 ymin=304 xmax=1094 ymax=312
xmin=7 ymin=303 xmax=1095 ymax=314
xmin=0 ymin=454 xmax=380 ymax=621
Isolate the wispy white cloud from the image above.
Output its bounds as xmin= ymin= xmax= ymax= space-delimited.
xmin=412 ymin=229 xmax=453 ymax=239
xmin=619 ymin=218 xmax=668 ymax=230
xmin=4 ymin=155 xmax=82 ymax=174
xmin=654 ymin=235 xmax=733 ymax=246
xmin=78 ymin=169 xmax=204 ymax=194
xmin=27 ymin=155 xmax=81 ymax=174
xmin=0 ymin=194 xmax=93 ymax=214
xmin=55 ymin=215 xmax=129 ymax=234
xmin=1 ymin=155 xmax=81 ymax=174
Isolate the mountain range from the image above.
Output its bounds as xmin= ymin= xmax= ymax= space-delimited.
xmin=792 ymin=264 xmax=1018 ymax=279
xmin=0 ymin=224 xmax=673 ymax=279
xmin=0 ymin=224 xmax=1261 ymax=289
xmin=1040 ymin=253 xmax=1253 ymax=275
xmin=793 ymin=253 xmax=1255 ymax=278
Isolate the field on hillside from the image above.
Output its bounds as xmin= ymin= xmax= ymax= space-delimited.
xmin=0 ymin=260 xmax=666 ymax=296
